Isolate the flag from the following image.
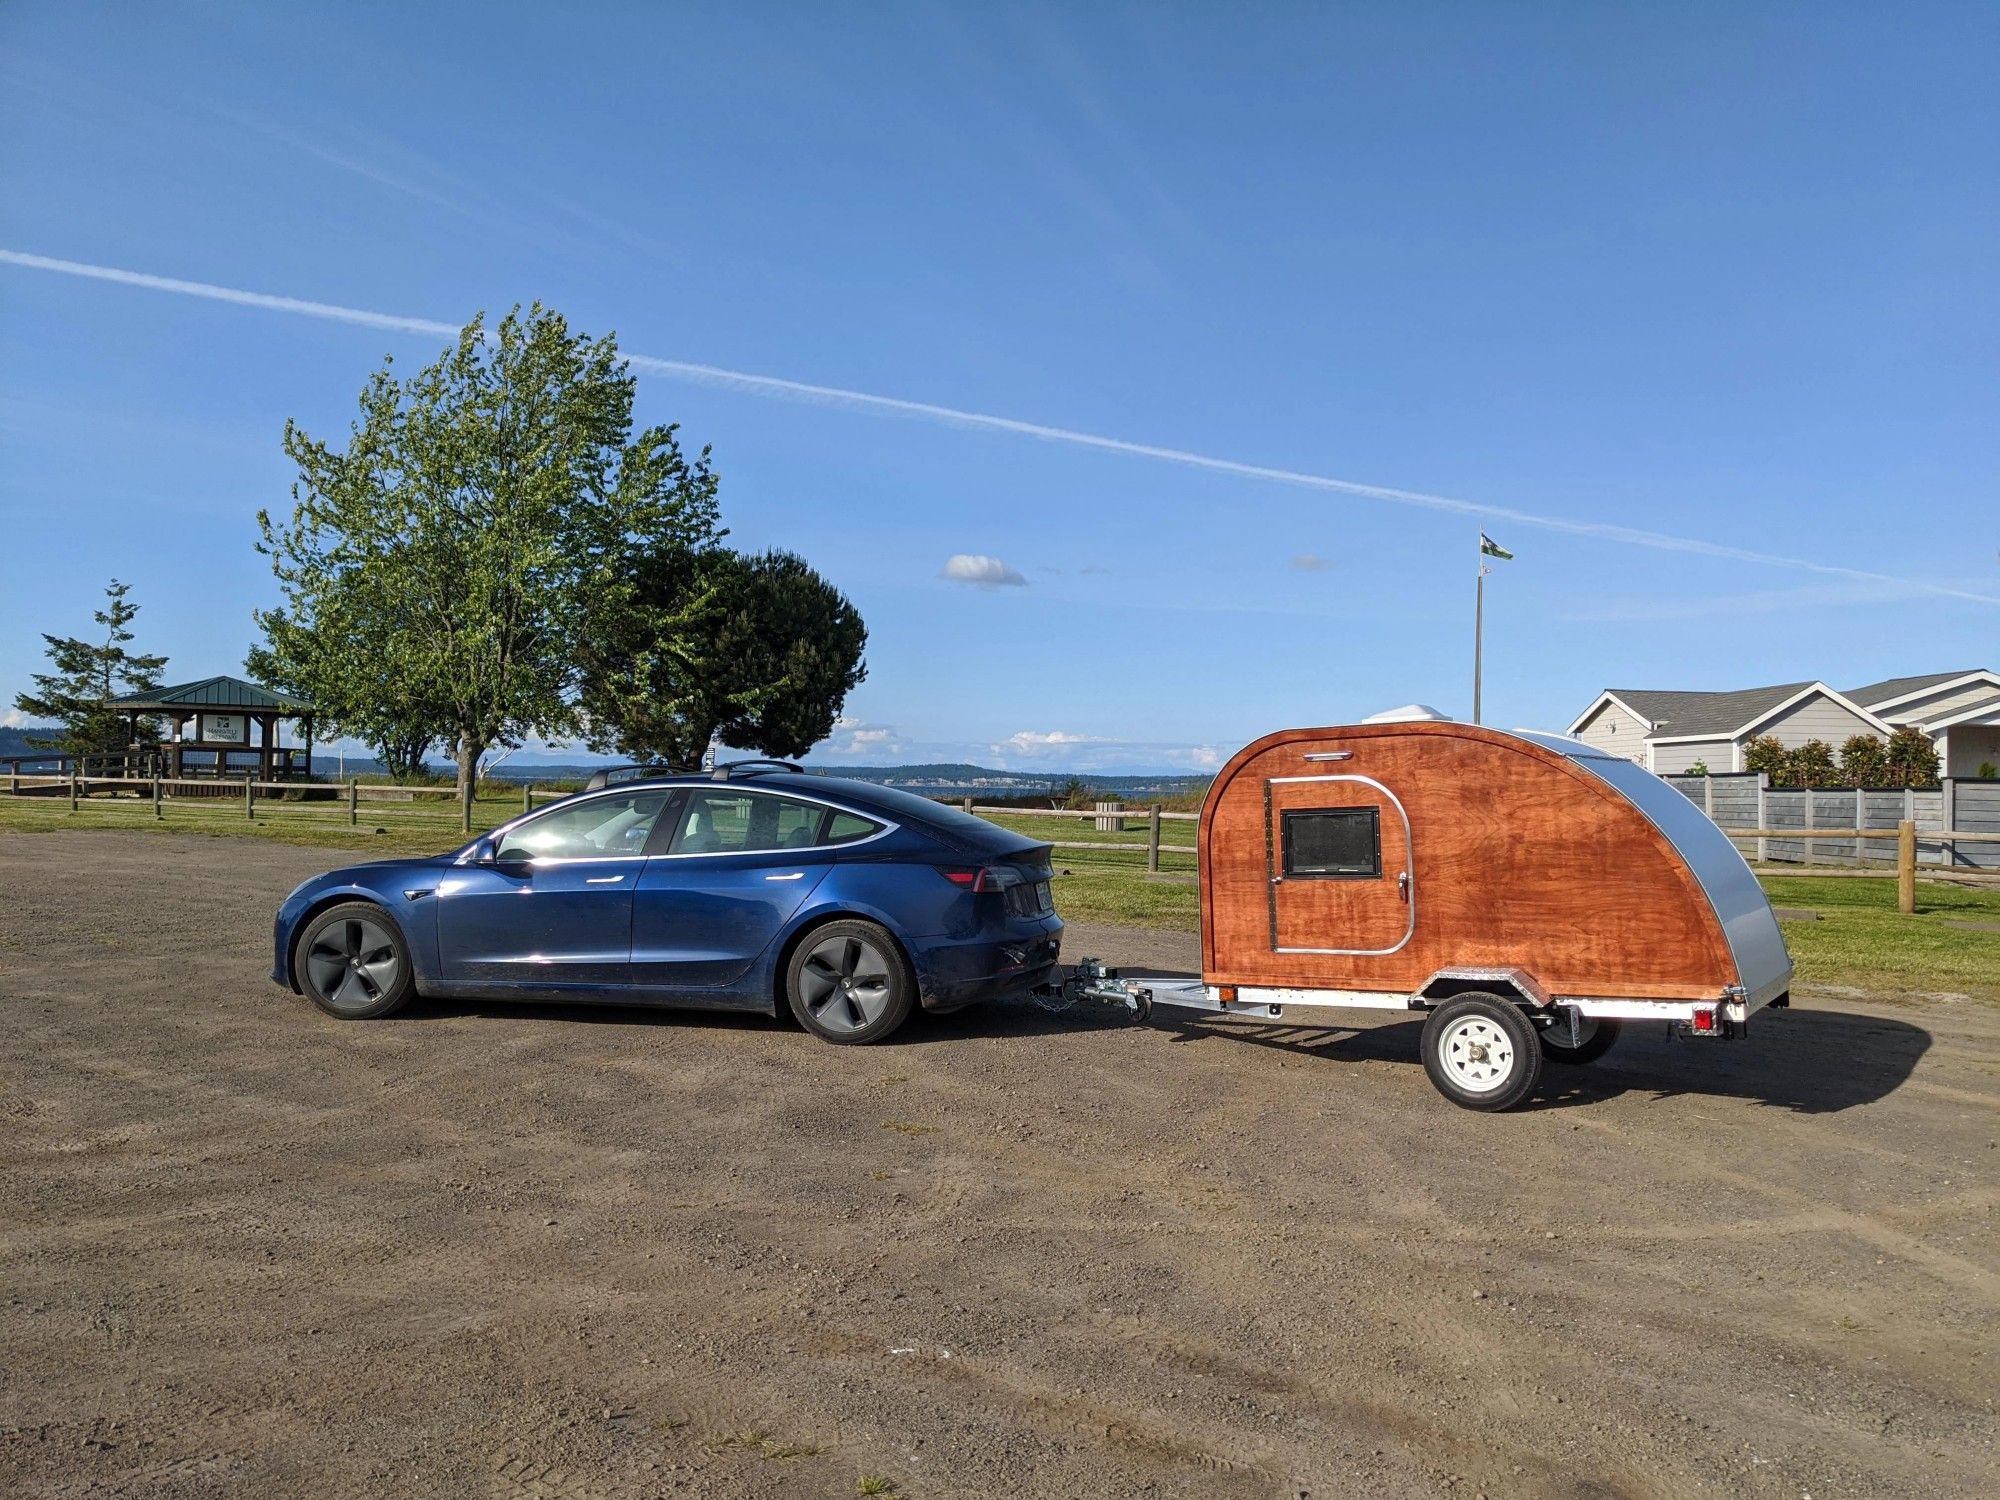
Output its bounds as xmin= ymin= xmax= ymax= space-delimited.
xmin=1479 ymin=532 xmax=1513 ymax=561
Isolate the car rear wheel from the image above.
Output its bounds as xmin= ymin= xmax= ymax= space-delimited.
xmin=787 ymin=920 xmax=914 ymax=1045
xmin=297 ymin=902 xmax=413 ymax=1020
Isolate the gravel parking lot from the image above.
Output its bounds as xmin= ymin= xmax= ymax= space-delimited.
xmin=2 ymin=830 xmax=1996 ymax=1498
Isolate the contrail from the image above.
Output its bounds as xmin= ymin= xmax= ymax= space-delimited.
xmin=6 ymin=247 xmax=1993 ymax=605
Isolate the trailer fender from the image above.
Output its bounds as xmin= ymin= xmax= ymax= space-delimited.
xmin=1415 ymin=966 xmax=1552 ymax=1010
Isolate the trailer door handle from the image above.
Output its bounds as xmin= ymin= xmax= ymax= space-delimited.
xmin=1398 ymin=871 xmax=1411 ymax=901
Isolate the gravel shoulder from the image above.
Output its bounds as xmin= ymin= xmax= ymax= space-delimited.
xmin=2 ymin=830 xmax=1996 ymax=1498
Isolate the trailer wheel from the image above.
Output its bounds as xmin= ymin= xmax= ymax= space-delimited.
xmin=1422 ymin=994 xmax=1542 ymax=1112
xmin=1540 ymin=1014 xmax=1622 ymax=1065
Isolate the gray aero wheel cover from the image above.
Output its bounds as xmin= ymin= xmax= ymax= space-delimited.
xmin=305 ymin=914 xmax=401 ymax=1012
xmin=798 ymin=932 xmax=893 ymax=1034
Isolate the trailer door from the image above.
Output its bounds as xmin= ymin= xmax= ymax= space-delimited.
xmin=1264 ymin=775 xmax=1414 ymax=955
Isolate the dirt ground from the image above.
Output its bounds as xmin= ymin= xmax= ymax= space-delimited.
xmin=1 ymin=831 xmax=1995 ymax=1499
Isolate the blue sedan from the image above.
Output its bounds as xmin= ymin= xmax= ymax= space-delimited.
xmin=271 ymin=763 xmax=1063 ymax=1043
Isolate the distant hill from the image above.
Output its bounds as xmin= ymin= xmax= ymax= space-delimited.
xmin=0 ymin=725 xmax=62 ymax=758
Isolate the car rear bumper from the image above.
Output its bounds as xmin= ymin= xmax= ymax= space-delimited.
xmin=915 ymin=920 xmax=1062 ymax=1013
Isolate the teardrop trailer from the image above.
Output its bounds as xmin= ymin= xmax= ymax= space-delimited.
xmin=1052 ymin=720 xmax=1794 ymax=1111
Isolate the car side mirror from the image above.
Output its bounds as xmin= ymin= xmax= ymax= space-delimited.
xmin=470 ymin=836 xmax=499 ymax=865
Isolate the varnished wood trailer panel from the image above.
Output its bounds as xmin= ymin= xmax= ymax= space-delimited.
xmin=1199 ymin=722 xmax=1739 ymax=1001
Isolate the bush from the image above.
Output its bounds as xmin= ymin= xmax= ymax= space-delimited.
xmin=1980 ymin=761 xmax=1998 ymax=781
xmin=1789 ymin=739 xmax=1837 ymax=787
xmin=1839 ymin=734 xmax=1890 ymax=787
xmin=1743 ymin=735 xmax=1788 ymax=781
xmin=1885 ymin=726 xmax=1941 ymax=788
xmin=1685 ymin=759 xmax=1709 ymax=777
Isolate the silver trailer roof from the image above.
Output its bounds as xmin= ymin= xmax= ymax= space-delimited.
xmin=1508 ymin=729 xmax=1793 ymax=1006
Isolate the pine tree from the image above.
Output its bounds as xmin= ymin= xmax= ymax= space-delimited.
xmin=13 ymin=580 xmax=170 ymax=756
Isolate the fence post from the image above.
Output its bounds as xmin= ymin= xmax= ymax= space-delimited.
xmin=1898 ymin=819 xmax=1916 ymax=914
xmin=1702 ymin=775 xmax=1714 ymax=822
xmin=246 ymin=774 xmax=254 ymax=821
xmin=349 ymin=779 xmax=359 ymax=826
xmin=461 ymin=777 xmax=473 ymax=835
xmin=961 ymin=796 xmax=973 ymax=815
xmin=1148 ymin=803 xmax=1162 ymax=873
xmin=153 ymin=776 xmax=162 ymax=820
xmin=524 ymin=781 xmax=533 ymax=816
xmin=1942 ymin=777 xmax=1957 ymax=869
xmin=1854 ymin=789 xmax=1865 ymax=867
xmin=1803 ymin=786 xmax=1817 ymax=865
xmin=1755 ymin=775 xmax=1767 ymax=864
xmin=70 ymin=769 xmax=79 ymax=810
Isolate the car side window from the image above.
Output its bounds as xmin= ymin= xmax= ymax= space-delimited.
xmin=822 ymin=811 xmax=881 ymax=846
xmin=497 ymin=792 xmax=669 ymax=861
xmin=669 ymin=790 xmax=832 ymax=855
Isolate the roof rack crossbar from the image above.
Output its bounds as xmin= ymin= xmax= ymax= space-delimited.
xmin=711 ymin=759 xmax=806 ymax=781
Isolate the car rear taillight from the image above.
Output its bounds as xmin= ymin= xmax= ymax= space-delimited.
xmin=936 ymin=866 xmax=1023 ymax=894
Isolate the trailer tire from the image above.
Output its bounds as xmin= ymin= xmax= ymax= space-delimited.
xmin=1540 ymin=1014 xmax=1622 ymax=1065
xmin=1421 ymin=994 xmax=1542 ymax=1112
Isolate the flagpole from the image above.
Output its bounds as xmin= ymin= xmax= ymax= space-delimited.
xmin=1473 ymin=534 xmax=1484 ymax=726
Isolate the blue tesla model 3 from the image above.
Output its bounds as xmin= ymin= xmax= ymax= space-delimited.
xmin=271 ymin=763 xmax=1063 ymax=1043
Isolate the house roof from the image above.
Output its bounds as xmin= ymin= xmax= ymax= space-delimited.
xmin=1600 ymin=682 xmax=1815 ymax=739
xmin=1845 ymin=670 xmax=1989 ymax=708
xmin=106 ymin=675 xmax=312 ymax=713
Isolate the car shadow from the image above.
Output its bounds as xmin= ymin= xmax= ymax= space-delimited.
xmin=387 ymin=975 xmax=1930 ymax=1114
xmin=997 ymin=966 xmax=1931 ymax=1115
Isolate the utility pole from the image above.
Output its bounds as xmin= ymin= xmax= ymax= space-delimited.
xmin=1472 ymin=532 xmax=1511 ymax=724
xmin=1473 ymin=544 xmax=1487 ymax=725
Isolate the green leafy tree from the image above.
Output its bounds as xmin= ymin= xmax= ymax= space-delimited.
xmin=1838 ymin=733 xmax=1890 ymax=787
xmin=580 ymin=548 xmax=866 ymax=766
xmin=1743 ymin=735 xmax=1789 ymax=783
xmin=254 ymin=306 xmax=722 ymax=796
xmin=1789 ymin=739 xmax=1837 ymax=787
xmin=1885 ymin=726 xmax=1940 ymax=788
xmin=13 ymin=579 xmax=168 ymax=758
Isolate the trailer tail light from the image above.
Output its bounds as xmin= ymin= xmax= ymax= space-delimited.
xmin=1217 ymin=986 xmax=1238 ymax=1005
xmin=1691 ymin=1007 xmax=1716 ymax=1033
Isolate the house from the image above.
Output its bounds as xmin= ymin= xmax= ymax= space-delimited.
xmin=1567 ymin=669 xmax=2000 ymax=778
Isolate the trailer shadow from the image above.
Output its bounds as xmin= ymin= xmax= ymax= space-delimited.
xmin=1106 ymin=970 xmax=1931 ymax=1115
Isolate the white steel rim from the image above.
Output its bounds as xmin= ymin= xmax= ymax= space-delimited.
xmin=1438 ymin=1014 xmax=1517 ymax=1093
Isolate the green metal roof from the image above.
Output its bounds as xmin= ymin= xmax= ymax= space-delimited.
xmin=106 ymin=675 xmax=313 ymax=713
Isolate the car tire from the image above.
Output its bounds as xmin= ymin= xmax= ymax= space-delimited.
xmin=1539 ymin=1014 xmax=1622 ymax=1064
xmin=1421 ymin=993 xmax=1542 ymax=1112
xmin=786 ymin=920 xmax=915 ymax=1045
xmin=295 ymin=901 xmax=415 ymax=1020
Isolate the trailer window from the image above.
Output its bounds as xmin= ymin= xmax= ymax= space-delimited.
xmin=1281 ymin=807 xmax=1381 ymax=879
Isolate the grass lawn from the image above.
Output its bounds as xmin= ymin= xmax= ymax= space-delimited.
xmin=5 ymin=793 xmax=1996 ymax=998
xmin=1757 ymin=875 xmax=2000 ymax=998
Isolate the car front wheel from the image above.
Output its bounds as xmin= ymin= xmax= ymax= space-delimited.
xmin=786 ymin=920 xmax=914 ymax=1045
xmin=296 ymin=902 xmax=414 ymax=1020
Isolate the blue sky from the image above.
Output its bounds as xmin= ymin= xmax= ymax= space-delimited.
xmin=2 ymin=2 xmax=1994 ymax=771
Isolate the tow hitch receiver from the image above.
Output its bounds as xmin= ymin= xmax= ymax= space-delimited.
xmin=1033 ymin=957 xmax=1155 ymax=1021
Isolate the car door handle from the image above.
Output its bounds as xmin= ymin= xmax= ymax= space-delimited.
xmin=765 ymin=872 xmax=805 ymax=882
xmin=585 ymin=875 xmax=626 ymax=885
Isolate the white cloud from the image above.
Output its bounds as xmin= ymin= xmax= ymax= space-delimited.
xmin=996 ymin=729 xmax=1100 ymax=757
xmin=1290 ymin=553 xmax=1331 ymax=571
xmin=0 ymin=709 xmax=26 ymax=728
xmin=818 ymin=717 xmax=901 ymax=757
xmin=941 ymin=554 xmax=1028 ymax=588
